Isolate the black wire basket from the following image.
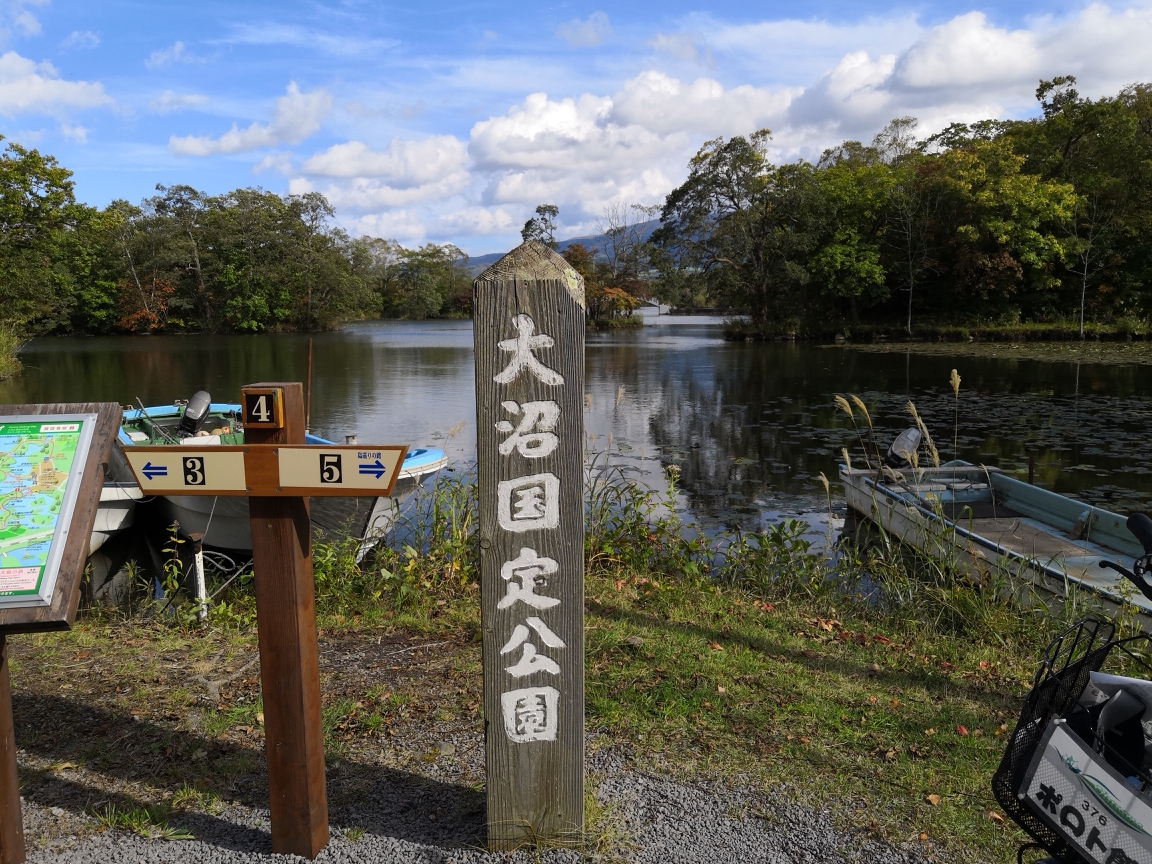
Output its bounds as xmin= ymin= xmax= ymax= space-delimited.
xmin=992 ymin=617 xmax=1152 ymax=864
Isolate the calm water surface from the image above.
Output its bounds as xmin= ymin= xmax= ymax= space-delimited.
xmin=6 ymin=316 xmax=1152 ymax=527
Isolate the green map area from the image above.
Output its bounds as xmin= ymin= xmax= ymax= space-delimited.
xmin=0 ymin=421 xmax=82 ymax=595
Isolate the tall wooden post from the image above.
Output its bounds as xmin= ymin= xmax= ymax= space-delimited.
xmin=0 ymin=638 xmax=23 ymax=864
xmin=244 ymin=382 xmax=328 ymax=858
xmin=473 ymin=241 xmax=585 ymax=849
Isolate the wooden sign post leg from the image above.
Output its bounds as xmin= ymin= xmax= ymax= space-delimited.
xmin=244 ymin=383 xmax=328 ymax=858
xmin=0 ymin=637 xmax=24 ymax=864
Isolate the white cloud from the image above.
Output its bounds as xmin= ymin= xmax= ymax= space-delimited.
xmin=293 ymin=135 xmax=470 ymax=211
xmin=893 ymin=13 xmax=1038 ymax=90
xmin=253 ymin=152 xmax=293 ymax=174
xmin=780 ymin=4 xmax=1152 ymax=148
xmin=13 ymin=11 xmax=38 ymax=36
xmin=648 ymin=32 xmax=712 ymax=66
xmin=149 ymin=89 xmax=209 ymax=113
xmin=436 ymin=206 xmax=518 ymax=237
xmin=612 ymin=71 xmax=794 ymax=136
xmin=350 ymin=209 xmax=429 ymax=243
xmin=226 ymin=23 xmax=399 ymax=57
xmin=59 ymin=122 xmax=86 ymax=143
xmin=466 ymin=76 xmax=787 ymax=220
xmin=555 ymin=12 xmax=611 ymax=47
xmin=0 ymin=51 xmax=111 ymax=117
xmin=61 ymin=30 xmax=99 ymax=50
xmin=168 ymin=83 xmax=332 ymax=155
xmin=145 ymin=41 xmax=200 ymax=69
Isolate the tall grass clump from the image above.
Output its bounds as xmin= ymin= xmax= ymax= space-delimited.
xmin=0 ymin=325 xmax=24 ymax=380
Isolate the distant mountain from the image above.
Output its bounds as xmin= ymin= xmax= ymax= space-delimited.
xmin=464 ymin=220 xmax=660 ymax=275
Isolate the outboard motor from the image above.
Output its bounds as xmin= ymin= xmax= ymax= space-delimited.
xmin=882 ymin=427 xmax=922 ymax=469
xmin=177 ymin=391 xmax=212 ymax=437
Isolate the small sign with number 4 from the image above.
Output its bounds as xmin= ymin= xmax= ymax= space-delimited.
xmin=244 ymin=388 xmax=284 ymax=429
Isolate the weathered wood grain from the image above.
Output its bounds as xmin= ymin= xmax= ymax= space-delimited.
xmin=0 ymin=402 xmax=120 ymax=634
xmin=244 ymin=383 xmax=329 ymax=859
xmin=473 ymin=241 xmax=585 ymax=849
xmin=0 ymin=638 xmax=23 ymax=864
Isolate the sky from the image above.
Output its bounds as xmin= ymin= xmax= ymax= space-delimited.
xmin=2 ymin=0 xmax=1151 ymax=256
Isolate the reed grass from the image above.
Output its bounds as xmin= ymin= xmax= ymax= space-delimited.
xmin=0 ymin=325 xmax=24 ymax=380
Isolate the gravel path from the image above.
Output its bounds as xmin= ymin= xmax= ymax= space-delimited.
xmin=23 ymin=748 xmax=939 ymax=864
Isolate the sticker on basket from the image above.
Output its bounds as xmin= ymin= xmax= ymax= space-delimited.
xmin=1021 ymin=719 xmax=1152 ymax=862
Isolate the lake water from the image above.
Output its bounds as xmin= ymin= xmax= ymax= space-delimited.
xmin=7 ymin=315 xmax=1152 ymax=529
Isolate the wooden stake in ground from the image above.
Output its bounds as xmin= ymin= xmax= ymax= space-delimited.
xmin=473 ymin=241 xmax=586 ymax=849
xmin=243 ymin=382 xmax=329 ymax=858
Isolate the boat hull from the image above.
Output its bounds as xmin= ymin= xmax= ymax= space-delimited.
xmin=842 ymin=464 xmax=1152 ymax=624
xmin=155 ymin=470 xmax=440 ymax=552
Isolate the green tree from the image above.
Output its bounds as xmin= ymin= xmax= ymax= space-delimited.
xmin=521 ymin=204 xmax=560 ymax=247
xmin=0 ymin=138 xmax=87 ymax=331
xmin=652 ymin=130 xmax=822 ymax=330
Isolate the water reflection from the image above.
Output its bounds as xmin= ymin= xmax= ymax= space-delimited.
xmin=6 ymin=318 xmax=1152 ymax=529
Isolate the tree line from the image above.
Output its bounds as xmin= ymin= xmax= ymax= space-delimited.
xmin=0 ymin=139 xmax=471 ymax=336
xmin=5 ymin=75 xmax=1149 ymax=340
xmin=649 ymin=77 xmax=1152 ymax=336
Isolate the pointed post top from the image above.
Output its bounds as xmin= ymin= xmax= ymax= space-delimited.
xmin=474 ymin=240 xmax=585 ymax=310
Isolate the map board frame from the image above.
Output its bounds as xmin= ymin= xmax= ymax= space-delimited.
xmin=0 ymin=414 xmax=97 ymax=608
xmin=0 ymin=402 xmax=119 ymax=633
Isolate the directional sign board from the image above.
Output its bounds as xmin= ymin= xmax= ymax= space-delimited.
xmin=123 ymin=444 xmax=407 ymax=497
xmin=277 ymin=446 xmax=406 ymax=496
xmin=124 ymin=447 xmax=248 ymax=495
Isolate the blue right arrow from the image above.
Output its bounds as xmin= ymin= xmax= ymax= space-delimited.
xmin=358 ymin=459 xmax=386 ymax=479
xmin=142 ymin=461 xmax=168 ymax=480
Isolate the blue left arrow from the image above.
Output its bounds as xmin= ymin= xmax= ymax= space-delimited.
xmin=142 ymin=461 xmax=168 ymax=480
xmin=358 ymin=459 xmax=387 ymax=479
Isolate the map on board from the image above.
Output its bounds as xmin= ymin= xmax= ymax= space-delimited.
xmin=0 ymin=418 xmax=90 ymax=604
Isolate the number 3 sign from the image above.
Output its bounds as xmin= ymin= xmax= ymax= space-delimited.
xmin=243 ymin=388 xmax=284 ymax=429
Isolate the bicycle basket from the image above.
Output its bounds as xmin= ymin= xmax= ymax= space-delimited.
xmin=992 ymin=617 xmax=1152 ymax=864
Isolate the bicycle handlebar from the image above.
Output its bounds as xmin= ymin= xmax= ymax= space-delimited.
xmin=1129 ymin=513 xmax=1152 ymax=555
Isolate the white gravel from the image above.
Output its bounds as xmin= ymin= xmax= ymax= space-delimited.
xmin=24 ymin=750 xmax=941 ymax=864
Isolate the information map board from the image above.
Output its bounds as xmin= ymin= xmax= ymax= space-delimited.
xmin=0 ymin=415 xmax=96 ymax=608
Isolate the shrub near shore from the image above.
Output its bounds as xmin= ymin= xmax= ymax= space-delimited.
xmin=46 ymin=457 xmax=1136 ymax=860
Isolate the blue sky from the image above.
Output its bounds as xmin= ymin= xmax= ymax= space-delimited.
xmin=3 ymin=0 xmax=1151 ymax=254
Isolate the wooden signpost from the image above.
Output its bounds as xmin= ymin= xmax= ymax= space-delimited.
xmin=120 ymin=382 xmax=407 ymax=859
xmin=0 ymin=401 xmax=122 ymax=864
xmin=473 ymin=240 xmax=586 ymax=849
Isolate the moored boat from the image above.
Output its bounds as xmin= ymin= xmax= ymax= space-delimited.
xmin=840 ymin=459 xmax=1152 ymax=622
xmin=119 ymin=395 xmax=447 ymax=552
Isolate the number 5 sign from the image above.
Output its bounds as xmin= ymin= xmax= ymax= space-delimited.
xmin=244 ymin=387 xmax=284 ymax=428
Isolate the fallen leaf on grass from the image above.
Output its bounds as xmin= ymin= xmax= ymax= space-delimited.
xmin=708 ymin=641 xmax=724 ymax=651
xmin=993 ymin=723 xmax=1008 ymax=737
xmin=956 ymin=725 xmax=969 ymax=736
xmin=925 ymin=794 xmax=941 ymax=806
xmin=889 ymin=698 xmax=900 ymax=707
xmin=884 ymin=749 xmax=897 ymax=761
xmin=872 ymin=634 xmax=891 ymax=645
xmin=799 ymin=736 xmax=811 ymax=744
xmin=985 ymin=810 xmax=1005 ymax=823
xmin=716 ymin=685 xmax=726 ymax=694
xmin=256 ymin=712 xmax=265 ymax=725
xmin=625 ymin=636 xmax=645 ymax=647
xmin=919 ymin=833 xmax=928 ymax=841
xmin=50 ymin=762 xmax=76 ymax=772
xmin=924 ymin=728 xmax=936 ymax=736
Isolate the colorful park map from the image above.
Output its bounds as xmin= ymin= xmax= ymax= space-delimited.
xmin=0 ymin=420 xmax=83 ymax=598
